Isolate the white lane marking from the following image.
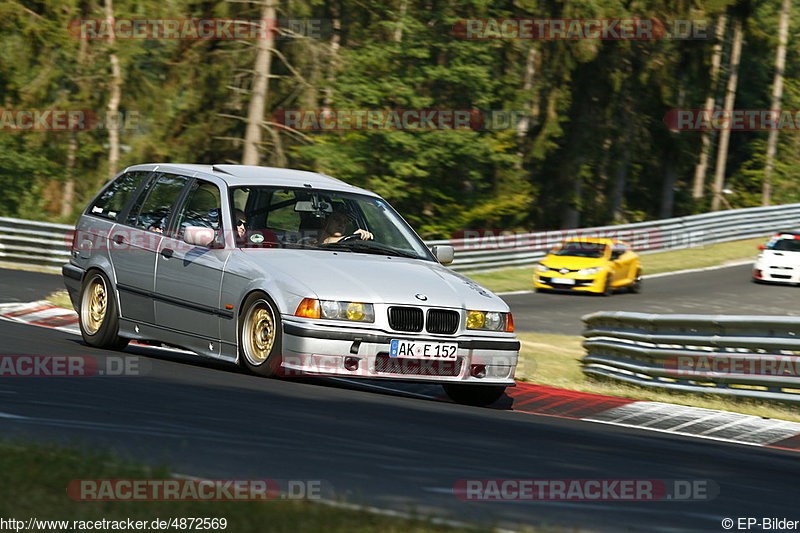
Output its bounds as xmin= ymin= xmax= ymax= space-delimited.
xmin=20 ymin=308 xmax=73 ymax=322
xmin=0 ymin=411 xmax=28 ymax=419
xmin=495 ymin=260 xmax=754 ymax=295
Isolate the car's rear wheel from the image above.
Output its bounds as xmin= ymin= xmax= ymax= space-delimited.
xmin=442 ymin=384 xmax=506 ymax=406
xmin=239 ymin=292 xmax=283 ymax=377
xmin=629 ymin=270 xmax=642 ymax=293
xmin=79 ymin=270 xmax=128 ymax=350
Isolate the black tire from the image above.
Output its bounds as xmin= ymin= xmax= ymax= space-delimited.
xmin=442 ymin=384 xmax=506 ymax=406
xmin=601 ymin=275 xmax=613 ymax=296
xmin=238 ymin=292 xmax=283 ymax=377
xmin=78 ymin=270 xmax=128 ymax=350
xmin=629 ymin=270 xmax=642 ymax=294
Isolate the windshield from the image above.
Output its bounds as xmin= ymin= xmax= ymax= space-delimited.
xmin=229 ymin=186 xmax=433 ymax=260
xmin=769 ymin=238 xmax=800 ymax=252
xmin=553 ymin=241 xmax=608 ymax=258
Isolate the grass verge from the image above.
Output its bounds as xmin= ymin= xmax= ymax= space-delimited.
xmin=0 ymin=441 xmax=487 ymax=533
xmin=467 ymin=237 xmax=763 ymax=293
xmin=516 ymin=331 xmax=800 ymax=423
xmin=46 ymin=289 xmax=73 ymax=309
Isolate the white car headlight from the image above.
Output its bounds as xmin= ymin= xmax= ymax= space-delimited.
xmin=577 ymin=267 xmax=602 ymax=275
xmin=320 ymin=300 xmax=375 ymax=322
xmin=535 ymin=263 xmax=549 ymax=272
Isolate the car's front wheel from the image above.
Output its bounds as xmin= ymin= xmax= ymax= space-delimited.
xmin=238 ymin=292 xmax=283 ymax=377
xmin=78 ymin=270 xmax=128 ymax=350
xmin=629 ymin=270 xmax=642 ymax=293
xmin=443 ymin=384 xmax=506 ymax=406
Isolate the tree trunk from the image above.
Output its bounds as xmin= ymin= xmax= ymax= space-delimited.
xmin=762 ymin=0 xmax=791 ymax=206
xmin=242 ymin=1 xmax=277 ymax=166
xmin=711 ymin=15 xmax=743 ymax=211
xmin=104 ymin=0 xmax=121 ymax=180
xmin=322 ymin=0 xmax=341 ymax=114
xmin=393 ymin=0 xmax=407 ymax=42
xmin=60 ymin=133 xmax=77 ymax=218
xmin=515 ymin=46 xmax=538 ymax=157
xmin=692 ymin=14 xmax=726 ymax=200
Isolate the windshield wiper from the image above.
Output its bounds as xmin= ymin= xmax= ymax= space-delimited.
xmin=337 ymin=240 xmax=423 ymax=259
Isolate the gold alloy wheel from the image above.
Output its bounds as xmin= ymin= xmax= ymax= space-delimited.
xmin=82 ymin=276 xmax=107 ymax=335
xmin=243 ymin=300 xmax=276 ymax=365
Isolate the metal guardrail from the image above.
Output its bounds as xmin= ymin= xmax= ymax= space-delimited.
xmin=1 ymin=201 xmax=800 ymax=274
xmin=582 ymin=311 xmax=800 ymax=403
xmin=429 ymin=202 xmax=800 ymax=271
xmin=0 ymin=217 xmax=73 ymax=273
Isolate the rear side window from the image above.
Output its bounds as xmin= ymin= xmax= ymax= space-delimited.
xmin=87 ymin=171 xmax=148 ymax=221
xmin=127 ymin=174 xmax=188 ymax=233
xmin=174 ymin=180 xmax=222 ymax=237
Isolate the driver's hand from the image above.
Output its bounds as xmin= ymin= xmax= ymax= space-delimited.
xmin=354 ymin=229 xmax=373 ymax=240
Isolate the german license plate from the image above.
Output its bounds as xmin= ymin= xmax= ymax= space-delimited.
xmin=550 ymin=277 xmax=575 ymax=285
xmin=389 ymin=339 xmax=458 ymax=360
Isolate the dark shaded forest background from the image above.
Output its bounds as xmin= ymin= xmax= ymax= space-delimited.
xmin=0 ymin=0 xmax=797 ymax=239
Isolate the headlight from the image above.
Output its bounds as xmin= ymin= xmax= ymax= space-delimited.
xmin=535 ymin=263 xmax=549 ymax=272
xmin=466 ymin=310 xmax=511 ymax=331
xmin=295 ymin=299 xmax=374 ymax=322
xmin=577 ymin=266 xmax=602 ymax=275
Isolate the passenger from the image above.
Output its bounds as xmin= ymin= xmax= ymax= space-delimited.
xmin=233 ymin=209 xmax=247 ymax=240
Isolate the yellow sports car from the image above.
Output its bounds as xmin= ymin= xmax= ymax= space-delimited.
xmin=533 ymin=238 xmax=642 ymax=295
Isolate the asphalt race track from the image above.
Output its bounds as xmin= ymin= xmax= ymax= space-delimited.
xmin=503 ymin=263 xmax=800 ymax=335
xmin=1 ymin=266 xmax=800 ymax=531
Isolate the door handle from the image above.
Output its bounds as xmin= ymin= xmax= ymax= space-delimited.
xmin=112 ymin=234 xmax=124 ymax=245
xmin=161 ymin=248 xmax=174 ymax=259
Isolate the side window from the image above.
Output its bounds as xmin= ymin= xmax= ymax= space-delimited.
xmin=127 ymin=174 xmax=188 ymax=233
xmin=266 ymin=190 xmax=301 ymax=231
xmin=174 ymin=180 xmax=222 ymax=237
xmin=87 ymin=171 xmax=148 ymax=221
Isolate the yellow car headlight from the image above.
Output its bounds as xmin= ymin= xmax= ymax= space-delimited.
xmin=577 ymin=266 xmax=603 ymax=275
xmin=467 ymin=310 xmax=509 ymax=331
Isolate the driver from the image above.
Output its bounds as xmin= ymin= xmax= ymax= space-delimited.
xmin=320 ymin=210 xmax=373 ymax=243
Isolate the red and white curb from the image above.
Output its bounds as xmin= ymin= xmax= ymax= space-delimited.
xmin=505 ymin=383 xmax=800 ymax=452
xmin=0 ymin=300 xmax=80 ymax=335
xmin=2 ymin=300 xmax=799 ymax=452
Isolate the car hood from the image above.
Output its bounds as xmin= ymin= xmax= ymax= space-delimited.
xmin=238 ymin=249 xmax=508 ymax=311
xmin=760 ymin=250 xmax=800 ymax=267
xmin=541 ymin=255 xmax=607 ymax=270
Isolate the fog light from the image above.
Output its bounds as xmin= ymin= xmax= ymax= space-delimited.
xmin=344 ymin=357 xmax=360 ymax=371
xmin=470 ymin=364 xmax=487 ymax=378
xmin=754 ymin=269 xmax=763 ymax=279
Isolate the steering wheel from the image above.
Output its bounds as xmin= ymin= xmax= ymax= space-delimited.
xmin=338 ymin=233 xmax=363 ymax=242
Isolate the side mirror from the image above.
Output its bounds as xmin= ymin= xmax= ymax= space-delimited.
xmin=184 ymin=226 xmax=216 ymax=248
xmin=758 ymin=245 xmax=766 ymax=250
xmin=431 ymin=245 xmax=455 ymax=265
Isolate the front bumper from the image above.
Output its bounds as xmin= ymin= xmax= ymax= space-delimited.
xmin=753 ymin=263 xmax=800 ymax=284
xmin=534 ymin=272 xmax=605 ymax=293
xmin=280 ymin=318 xmax=518 ymax=385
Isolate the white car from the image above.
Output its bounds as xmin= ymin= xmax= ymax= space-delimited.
xmin=752 ymin=232 xmax=800 ymax=284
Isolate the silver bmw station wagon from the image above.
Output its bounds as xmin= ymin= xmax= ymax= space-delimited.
xmin=63 ymin=164 xmax=519 ymax=405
